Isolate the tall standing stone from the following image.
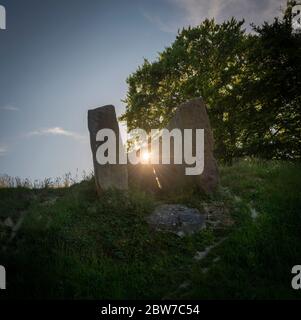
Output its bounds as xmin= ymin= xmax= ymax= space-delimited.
xmin=88 ymin=105 xmax=128 ymax=194
xmin=128 ymin=97 xmax=219 ymax=194
xmin=153 ymin=97 xmax=219 ymax=193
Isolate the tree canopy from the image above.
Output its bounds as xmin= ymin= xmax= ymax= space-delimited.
xmin=120 ymin=7 xmax=301 ymax=163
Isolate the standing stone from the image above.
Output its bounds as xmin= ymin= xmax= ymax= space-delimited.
xmin=153 ymin=97 xmax=219 ymax=193
xmin=88 ymin=105 xmax=128 ymax=194
xmin=129 ymin=97 xmax=219 ymax=194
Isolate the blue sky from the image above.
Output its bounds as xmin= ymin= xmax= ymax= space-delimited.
xmin=0 ymin=0 xmax=285 ymax=181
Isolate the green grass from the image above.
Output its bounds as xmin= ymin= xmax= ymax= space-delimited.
xmin=0 ymin=159 xmax=301 ymax=299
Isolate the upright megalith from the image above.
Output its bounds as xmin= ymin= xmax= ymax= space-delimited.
xmin=88 ymin=105 xmax=128 ymax=193
xmin=128 ymin=97 xmax=219 ymax=194
xmin=153 ymin=97 xmax=219 ymax=193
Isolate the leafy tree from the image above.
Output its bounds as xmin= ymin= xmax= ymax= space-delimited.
xmin=121 ymin=8 xmax=301 ymax=162
xmin=237 ymin=6 xmax=301 ymax=160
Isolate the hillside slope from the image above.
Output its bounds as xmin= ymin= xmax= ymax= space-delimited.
xmin=0 ymin=159 xmax=301 ymax=299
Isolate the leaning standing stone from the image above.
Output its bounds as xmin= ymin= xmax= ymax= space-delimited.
xmin=153 ymin=97 xmax=219 ymax=193
xmin=88 ymin=105 xmax=128 ymax=194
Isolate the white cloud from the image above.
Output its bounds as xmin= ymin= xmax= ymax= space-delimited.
xmin=144 ymin=0 xmax=286 ymax=33
xmin=27 ymin=127 xmax=87 ymax=142
xmin=0 ymin=105 xmax=20 ymax=112
xmin=0 ymin=146 xmax=7 ymax=156
xmin=170 ymin=0 xmax=220 ymax=26
xmin=143 ymin=10 xmax=179 ymax=33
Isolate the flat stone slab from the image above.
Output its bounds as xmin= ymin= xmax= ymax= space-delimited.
xmin=147 ymin=204 xmax=206 ymax=236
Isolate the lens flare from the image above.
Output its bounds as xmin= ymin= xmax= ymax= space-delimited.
xmin=141 ymin=151 xmax=151 ymax=162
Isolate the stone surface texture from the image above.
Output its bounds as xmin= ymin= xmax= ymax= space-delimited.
xmin=147 ymin=204 xmax=206 ymax=236
xmin=88 ymin=105 xmax=128 ymax=193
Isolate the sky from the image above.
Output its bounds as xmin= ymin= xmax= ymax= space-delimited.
xmin=0 ymin=0 xmax=286 ymax=181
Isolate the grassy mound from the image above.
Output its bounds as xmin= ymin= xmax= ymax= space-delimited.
xmin=0 ymin=159 xmax=301 ymax=299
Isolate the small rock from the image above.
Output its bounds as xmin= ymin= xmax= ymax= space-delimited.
xmin=194 ymin=247 xmax=213 ymax=261
xmin=194 ymin=238 xmax=227 ymax=262
xmin=250 ymin=207 xmax=258 ymax=220
xmin=147 ymin=204 xmax=206 ymax=236
xmin=176 ymin=231 xmax=185 ymax=238
xmin=178 ymin=281 xmax=190 ymax=290
xmin=3 ymin=217 xmax=14 ymax=228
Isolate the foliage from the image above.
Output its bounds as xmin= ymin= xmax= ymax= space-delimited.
xmin=121 ymin=12 xmax=301 ymax=163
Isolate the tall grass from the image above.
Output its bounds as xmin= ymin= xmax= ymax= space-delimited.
xmin=0 ymin=170 xmax=93 ymax=189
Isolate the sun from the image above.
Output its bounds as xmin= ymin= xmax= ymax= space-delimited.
xmin=141 ymin=151 xmax=151 ymax=163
